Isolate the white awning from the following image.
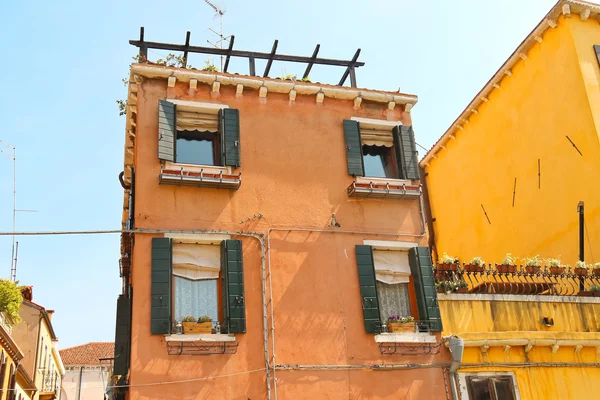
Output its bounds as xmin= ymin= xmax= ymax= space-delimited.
xmin=373 ymin=250 xmax=411 ymax=284
xmin=172 ymin=243 xmax=220 ymax=280
xmin=361 ymin=128 xmax=394 ymax=147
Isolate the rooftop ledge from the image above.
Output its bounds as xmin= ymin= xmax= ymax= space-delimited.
xmin=130 ymin=64 xmax=418 ymax=108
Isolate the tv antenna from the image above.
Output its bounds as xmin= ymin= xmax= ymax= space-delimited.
xmin=204 ymin=0 xmax=231 ymax=70
xmin=1 ymin=140 xmax=38 ymax=282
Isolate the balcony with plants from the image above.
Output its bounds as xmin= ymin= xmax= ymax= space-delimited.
xmin=435 ymin=253 xmax=600 ymax=297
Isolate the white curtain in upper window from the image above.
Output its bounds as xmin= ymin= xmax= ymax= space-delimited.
xmin=373 ymin=250 xmax=411 ymax=284
xmin=172 ymin=243 xmax=220 ymax=280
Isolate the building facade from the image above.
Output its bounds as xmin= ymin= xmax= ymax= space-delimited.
xmin=59 ymin=342 xmax=113 ymax=400
xmin=114 ymin=52 xmax=453 ymax=398
xmin=0 ymin=312 xmax=35 ymax=400
xmin=422 ymin=1 xmax=600 ymax=399
xmin=12 ymin=288 xmax=64 ymax=400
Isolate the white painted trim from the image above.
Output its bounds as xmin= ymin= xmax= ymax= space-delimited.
xmin=363 ymin=240 xmax=418 ymax=250
xmin=164 ymin=233 xmax=231 ymax=244
xmin=458 ymin=372 xmax=521 ymax=400
xmin=437 ymin=293 xmax=600 ymax=304
xmin=350 ymin=116 xmax=402 ymax=129
xmin=375 ymin=332 xmax=437 ymax=343
xmin=164 ymin=334 xmax=235 ymax=342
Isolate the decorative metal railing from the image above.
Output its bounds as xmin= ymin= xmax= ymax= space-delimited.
xmin=41 ymin=371 xmax=59 ymax=394
xmin=435 ymin=264 xmax=600 ymax=296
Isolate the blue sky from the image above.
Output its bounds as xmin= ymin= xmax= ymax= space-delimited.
xmin=0 ymin=0 xmax=555 ymax=348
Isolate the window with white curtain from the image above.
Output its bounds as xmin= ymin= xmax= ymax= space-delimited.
xmin=372 ymin=248 xmax=412 ymax=322
xmin=172 ymin=242 xmax=221 ymax=322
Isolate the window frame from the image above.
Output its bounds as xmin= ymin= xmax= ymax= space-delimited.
xmin=175 ymin=129 xmax=221 ymax=167
xmin=459 ymin=372 xmax=521 ymax=400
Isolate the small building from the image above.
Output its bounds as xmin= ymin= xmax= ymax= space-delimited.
xmin=59 ymin=342 xmax=114 ymax=400
xmin=12 ymin=287 xmax=65 ymax=400
xmin=0 ymin=312 xmax=36 ymax=400
xmin=422 ymin=0 xmax=600 ymax=399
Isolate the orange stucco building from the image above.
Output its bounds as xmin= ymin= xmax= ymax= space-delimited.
xmin=113 ymin=47 xmax=453 ymax=399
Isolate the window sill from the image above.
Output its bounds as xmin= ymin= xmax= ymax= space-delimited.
xmin=347 ymin=179 xmax=420 ymax=199
xmin=164 ymin=334 xmax=236 ymax=342
xmin=374 ymin=332 xmax=437 ymax=343
xmin=160 ymin=164 xmax=241 ymax=190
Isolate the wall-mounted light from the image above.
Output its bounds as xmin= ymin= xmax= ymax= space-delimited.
xmin=541 ymin=317 xmax=554 ymax=327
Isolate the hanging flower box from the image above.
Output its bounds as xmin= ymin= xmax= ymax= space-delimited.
xmin=574 ymin=268 xmax=588 ymax=276
xmin=496 ymin=264 xmax=516 ymax=273
xmin=387 ymin=316 xmax=415 ymax=333
xmin=181 ymin=316 xmax=213 ymax=334
xmin=525 ymin=265 xmax=541 ymax=274
xmin=438 ymin=263 xmax=458 ymax=271
xmin=549 ymin=266 xmax=565 ymax=275
xmin=464 ymin=264 xmax=484 ymax=273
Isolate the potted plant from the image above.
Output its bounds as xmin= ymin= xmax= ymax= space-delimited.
xmin=497 ymin=253 xmax=517 ymax=273
xmin=196 ymin=316 xmax=214 ymax=334
xmin=593 ymin=263 xmax=600 ymax=276
xmin=181 ymin=315 xmax=213 ymax=334
xmin=454 ymin=280 xmax=469 ymax=293
xmin=523 ymin=255 xmax=541 ymax=274
xmin=464 ymin=257 xmax=485 ymax=272
xmin=438 ymin=253 xmax=459 ymax=271
xmin=574 ymin=261 xmax=588 ymax=276
xmin=547 ymin=258 xmax=564 ymax=275
xmin=578 ymin=284 xmax=600 ymax=297
xmin=387 ymin=315 xmax=416 ymax=333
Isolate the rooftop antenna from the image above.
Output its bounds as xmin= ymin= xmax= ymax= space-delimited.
xmin=204 ymin=0 xmax=230 ymax=70
xmin=1 ymin=140 xmax=38 ymax=282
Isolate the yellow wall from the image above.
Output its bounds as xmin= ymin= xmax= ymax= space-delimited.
xmin=424 ymin=15 xmax=600 ymax=265
xmin=439 ymin=297 xmax=600 ymax=400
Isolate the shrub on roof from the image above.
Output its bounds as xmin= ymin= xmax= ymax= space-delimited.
xmin=0 ymin=279 xmax=23 ymax=326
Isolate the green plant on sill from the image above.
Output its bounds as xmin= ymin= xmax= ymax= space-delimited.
xmin=388 ymin=315 xmax=414 ymax=324
xmin=202 ymin=59 xmax=218 ymax=72
xmin=181 ymin=316 xmax=196 ymax=323
xmin=280 ymin=73 xmax=297 ymax=81
xmin=440 ymin=252 xmax=458 ymax=264
xmin=523 ymin=255 xmax=541 ymax=267
xmin=469 ymin=257 xmax=485 ymax=267
xmin=0 ymin=279 xmax=23 ymax=326
xmin=501 ymin=253 xmax=517 ymax=266
xmin=590 ymin=284 xmax=600 ymax=292
xmin=547 ymin=258 xmax=562 ymax=268
xmin=197 ymin=315 xmax=213 ymax=323
xmin=301 ymin=76 xmax=312 ymax=83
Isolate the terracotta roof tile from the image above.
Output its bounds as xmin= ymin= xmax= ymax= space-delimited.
xmin=59 ymin=342 xmax=114 ymax=366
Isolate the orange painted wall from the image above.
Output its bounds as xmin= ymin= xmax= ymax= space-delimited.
xmin=128 ymin=75 xmax=451 ymax=399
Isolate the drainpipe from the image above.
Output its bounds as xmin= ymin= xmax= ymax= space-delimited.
xmin=76 ymin=367 xmax=83 ymax=400
xmin=578 ymin=201 xmax=584 ymax=291
xmin=446 ymin=336 xmax=464 ymax=400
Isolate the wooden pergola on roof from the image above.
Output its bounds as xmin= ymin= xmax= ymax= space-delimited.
xmin=130 ymin=27 xmax=366 ymax=87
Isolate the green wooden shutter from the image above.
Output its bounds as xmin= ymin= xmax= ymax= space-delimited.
xmin=151 ymin=238 xmax=172 ymax=334
xmin=221 ymin=239 xmax=246 ymax=333
xmin=158 ymin=100 xmax=176 ymax=162
xmin=393 ymin=125 xmax=420 ymax=180
xmin=408 ymin=246 xmax=442 ymax=332
xmin=113 ymin=294 xmax=131 ymax=376
xmin=355 ymin=245 xmax=381 ymax=333
xmin=343 ymin=120 xmax=365 ymax=176
xmin=221 ymin=108 xmax=240 ymax=167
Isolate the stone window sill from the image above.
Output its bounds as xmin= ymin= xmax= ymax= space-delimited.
xmin=374 ymin=332 xmax=437 ymax=343
xmin=164 ymin=334 xmax=236 ymax=342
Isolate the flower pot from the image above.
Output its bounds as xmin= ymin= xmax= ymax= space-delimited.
xmin=550 ymin=266 xmax=564 ymax=274
xmin=525 ymin=265 xmax=541 ymax=274
xmin=497 ymin=265 xmax=516 ymax=273
xmin=577 ymin=291 xmax=600 ymax=297
xmin=593 ymin=269 xmax=600 ymax=276
xmin=455 ymin=287 xmax=469 ymax=293
xmin=438 ymin=263 xmax=458 ymax=271
xmin=464 ymin=264 xmax=484 ymax=272
xmin=388 ymin=322 xmax=416 ymax=333
xmin=183 ymin=321 xmax=213 ymax=334
xmin=574 ymin=268 xmax=588 ymax=276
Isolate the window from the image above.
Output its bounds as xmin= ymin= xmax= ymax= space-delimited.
xmin=464 ymin=375 xmax=519 ymax=400
xmin=362 ymin=145 xmax=399 ymax=179
xmin=150 ymin=237 xmax=247 ymax=335
xmin=343 ymin=118 xmax=419 ymax=180
xmin=372 ymin=247 xmax=413 ymax=323
xmin=0 ymin=352 xmax=6 ymax=394
xmin=176 ymin=130 xmax=220 ymax=166
xmin=158 ymin=100 xmax=240 ymax=168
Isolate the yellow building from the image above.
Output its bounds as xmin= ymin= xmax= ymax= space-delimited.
xmin=422 ymin=1 xmax=600 ymax=399
xmin=0 ymin=313 xmax=36 ymax=400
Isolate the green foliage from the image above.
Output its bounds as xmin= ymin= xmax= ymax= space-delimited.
xmin=501 ymin=253 xmax=517 ymax=266
xmin=576 ymin=260 xmax=587 ymax=269
xmin=547 ymin=258 xmax=561 ymax=267
xmin=440 ymin=253 xmax=458 ymax=264
xmin=590 ymin=284 xmax=600 ymax=292
xmin=280 ymin=74 xmax=297 ymax=81
xmin=469 ymin=257 xmax=484 ymax=267
xmin=116 ymin=100 xmax=127 ymax=116
xmin=181 ymin=316 xmax=196 ymax=323
xmin=197 ymin=315 xmax=212 ymax=323
xmin=523 ymin=255 xmax=541 ymax=267
xmin=593 ymin=262 xmax=600 ymax=270
xmin=156 ymin=53 xmax=191 ymax=68
xmin=388 ymin=315 xmax=414 ymax=323
xmin=202 ymin=59 xmax=218 ymax=72
xmin=0 ymin=279 xmax=23 ymax=326
xmin=301 ymin=77 xmax=312 ymax=83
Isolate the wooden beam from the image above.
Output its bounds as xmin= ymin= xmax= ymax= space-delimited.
xmin=182 ymin=31 xmax=191 ymax=68
xmin=139 ymin=27 xmax=147 ymax=60
xmin=249 ymin=55 xmax=256 ymax=76
xmin=223 ymin=35 xmax=235 ymax=72
xmin=338 ymin=49 xmax=361 ymax=86
xmin=263 ymin=40 xmax=279 ymax=77
xmin=302 ymin=44 xmax=320 ymax=79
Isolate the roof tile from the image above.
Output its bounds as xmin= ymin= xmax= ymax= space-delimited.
xmin=59 ymin=342 xmax=113 ymax=366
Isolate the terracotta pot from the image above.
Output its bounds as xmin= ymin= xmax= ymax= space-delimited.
xmin=577 ymin=291 xmax=600 ymax=297
xmin=183 ymin=321 xmax=213 ymax=334
xmin=437 ymin=286 xmax=447 ymax=293
xmin=574 ymin=268 xmax=588 ymax=276
xmin=438 ymin=263 xmax=458 ymax=271
xmin=388 ymin=321 xmax=416 ymax=333
xmin=455 ymin=287 xmax=469 ymax=293
xmin=497 ymin=264 xmax=516 ymax=273
xmin=593 ymin=269 xmax=600 ymax=276
xmin=525 ymin=265 xmax=541 ymax=274
xmin=464 ymin=264 xmax=484 ymax=272
xmin=549 ymin=266 xmax=565 ymax=275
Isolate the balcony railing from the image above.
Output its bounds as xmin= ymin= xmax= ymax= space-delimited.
xmin=40 ymin=371 xmax=59 ymax=394
xmin=0 ymin=313 xmax=13 ymax=334
xmin=435 ymin=264 xmax=600 ymax=296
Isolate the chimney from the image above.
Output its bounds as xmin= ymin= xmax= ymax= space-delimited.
xmin=21 ymin=286 xmax=33 ymax=301
xmin=46 ymin=310 xmax=54 ymax=320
